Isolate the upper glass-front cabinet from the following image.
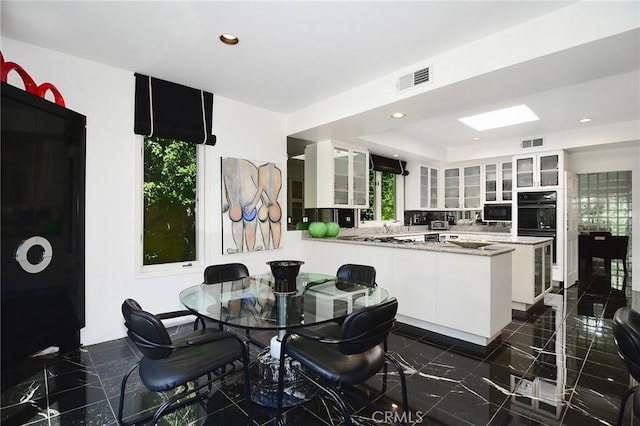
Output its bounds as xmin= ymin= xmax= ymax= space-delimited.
xmin=502 ymin=162 xmax=513 ymax=200
xmin=333 ymin=147 xmax=350 ymax=205
xmin=406 ymin=164 xmax=438 ymax=210
xmin=514 ymin=151 xmax=564 ymax=189
xmin=444 ymin=165 xmax=483 ymax=209
xmin=349 ymin=149 xmax=368 ymax=206
xmin=444 ymin=168 xmax=460 ymax=209
xmin=304 ymin=141 xmax=369 ymax=208
xmin=463 ymin=166 xmax=481 ymax=208
xmin=485 ymin=164 xmax=498 ymax=202
xmin=430 ymin=168 xmax=438 ymax=208
xmin=484 ymin=161 xmax=512 ymax=203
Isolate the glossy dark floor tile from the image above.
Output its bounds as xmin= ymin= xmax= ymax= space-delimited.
xmin=1 ymin=269 xmax=635 ymax=425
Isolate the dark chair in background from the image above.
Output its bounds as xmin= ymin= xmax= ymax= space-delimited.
xmin=276 ymin=298 xmax=408 ymax=425
xmin=609 ymin=236 xmax=630 ymax=275
xmin=118 ymin=299 xmax=253 ymax=425
xmin=323 ymin=264 xmax=388 ymax=351
xmin=336 ymin=263 xmax=377 ymax=287
xmin=582 ymin=233 xmax=629 ymax=277
xmin=204 ymin=262 xmax=250 ymax=285
xmin=613 ymin=307 xmax=640 ymax=425
xmin=201 ymin=263 xmax=250 ymax=331
xmin=335 ymin=263 xmax=377 ymax=320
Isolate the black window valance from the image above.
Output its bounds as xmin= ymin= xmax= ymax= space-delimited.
xmin=370 ymin=154 xmax=409 ymax=176
xmin=134 ymin=73 xmax=216 ymax=146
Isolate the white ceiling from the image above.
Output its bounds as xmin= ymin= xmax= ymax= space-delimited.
xmin=2 ymin=1 xmax=639 ymax=160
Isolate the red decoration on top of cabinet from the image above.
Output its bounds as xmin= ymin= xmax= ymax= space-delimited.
xmin=0 ymin=51 xmax=66 ymax=107
xmin=35 ymin=82 xmax=66 ymax=107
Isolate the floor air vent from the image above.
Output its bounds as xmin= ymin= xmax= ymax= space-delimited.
xmin=521 ymin=138 xmax=544 ymax=149
xmin=398 ymin=66 xmax=431 ymax=92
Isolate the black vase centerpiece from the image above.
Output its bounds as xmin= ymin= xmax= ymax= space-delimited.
xmin=267 ymin=260 xmax=304 ymax=293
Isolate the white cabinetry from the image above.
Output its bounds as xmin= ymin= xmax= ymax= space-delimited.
xmin=405 ymin=163 xmax=438 ymax=210
xmin=564 ymin=172 xmax=579 ymax=287
xmin=484 ymin=161 xmax=513 ymax=203
xmin=444 ymin=165 xmax=482 ymax=209
xmin=444 ymin=168 xmax=460 ymax=209
xmin=463 ymin=166 xmax=481 ymax=208
xmin=503 ymin=240 xmax=553 ymax=311
xmin=302 ymin=237 xmax=513 ymax=346
xmin=392 ymin=248 xmax=438 ymax=323
xmin=304 ymin=141 xmax=369 ymax=208
xmin=429 ymin=167 xmax=438 ymax=209
xmin=513 ymin=151 xmax=565 ymax=190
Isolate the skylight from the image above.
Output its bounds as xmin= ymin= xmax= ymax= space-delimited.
xmin=458 ymin=105 xmax=539 ymax=131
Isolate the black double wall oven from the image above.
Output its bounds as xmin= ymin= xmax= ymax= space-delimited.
xmin=517 ymin=191 xmax=557 ymax=263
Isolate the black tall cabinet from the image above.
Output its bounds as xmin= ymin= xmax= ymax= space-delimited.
xmin=1 ymin=82 xmax=86 ymax=368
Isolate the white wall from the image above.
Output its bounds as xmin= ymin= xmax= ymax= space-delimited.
xmin=569 ymin=144 xmax=640 ymax=291
xmin=1 ymin=37 xmax=305 ymax=345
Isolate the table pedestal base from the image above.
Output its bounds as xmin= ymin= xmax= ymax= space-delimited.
xmin=251 ymin=348 xmax=317 ymax=407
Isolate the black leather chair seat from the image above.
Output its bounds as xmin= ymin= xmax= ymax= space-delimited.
xmin=287 ymin=338 xmax=385 ymax=386
xmin=118 ymin=299 xmax=253 ymax=425
xmin=139 ymin=329 xmax=243 ymax=391
xmin=276 ymin=298 xmax=407 ymax=425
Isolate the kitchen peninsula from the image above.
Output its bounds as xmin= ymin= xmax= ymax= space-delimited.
xmin=301 ymin=228 xmax=515 ymax=346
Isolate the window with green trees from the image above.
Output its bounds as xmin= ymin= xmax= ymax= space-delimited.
xmin=143 ymin=136 xmax=197 ymax=265
xmin=360 ymin=170 xmax=396 ymax=222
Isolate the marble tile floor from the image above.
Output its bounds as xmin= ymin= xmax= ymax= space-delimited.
xmin=1 ymin=268 xmax=635 ymax=425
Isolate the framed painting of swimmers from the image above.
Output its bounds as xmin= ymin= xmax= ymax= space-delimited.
xmin=221 ymin=157 xmax=283 ymax=254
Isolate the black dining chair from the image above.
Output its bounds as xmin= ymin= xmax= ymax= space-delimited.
xmin=308 ymin=263 xmax=389 ymax=357
xmin=613 ymin=307 xmax=640 ymax=425
xmin=276 ymin=297 xmax=408 ymax=425
xmin=336 ymin=263 xmax=377 ymax=287
xmin=200 ymin=263 xmax=250 ymax=331
xmin=334 ymin=263 xmax=377 ymax=317
xmin=118 ymin=299 xmax=253 ymax=426
xmin=610 ymin=236 xmax=630 ymax=276
xmin=589 ymin=234 xmax=629 ymax=277
xmin=204 ymin=262 xmax=250 ymax=284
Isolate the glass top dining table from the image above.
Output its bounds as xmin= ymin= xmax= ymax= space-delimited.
xmin=179 ymin=272 xmax=389 ymax=331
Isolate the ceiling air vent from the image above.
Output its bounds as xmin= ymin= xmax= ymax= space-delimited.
xmin=521 ymin=137 xmax=544 ymax=149
xmin=397 ymin=66 xmax=431 ymax=92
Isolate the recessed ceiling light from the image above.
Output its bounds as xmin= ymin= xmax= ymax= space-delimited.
xmin=579 ymin=118 xmax=592 ymax=123
xmin=472 ymin=137 xmax=482 ymax=141
xmin=220 ymin=33 xmax=239 ymax=45
xmin=459 ymin=105 xmax=539 ymax=131
xmin=391 ymin=112 xmax=405 ymax=119
xmin=392 ymin=154 xmax=399 ymax=157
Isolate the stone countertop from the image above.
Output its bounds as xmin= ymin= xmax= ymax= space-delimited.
xmin=301 ymin=234 xmax=515 ymax=257
xmin=438 ymin=232 xmax=554 ymax=245
xmin=332 ymin=225 xmax=552 ymax=246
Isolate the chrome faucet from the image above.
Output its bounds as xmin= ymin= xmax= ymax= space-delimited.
xmin=384 ymin=220 xmax=401 ymax=233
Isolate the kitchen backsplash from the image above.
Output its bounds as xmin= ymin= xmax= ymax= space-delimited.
xmin=404 ymin=210 xmax=483 ymax=226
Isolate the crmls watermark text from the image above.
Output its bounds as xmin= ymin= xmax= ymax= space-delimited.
xmin=372 ymin=411 xmax=424 ymax=423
